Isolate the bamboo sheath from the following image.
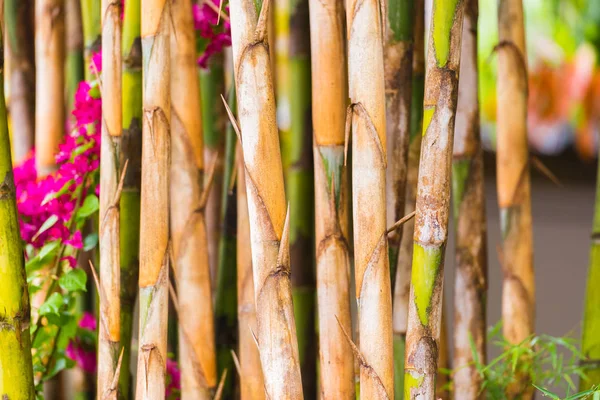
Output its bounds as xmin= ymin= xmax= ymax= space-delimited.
xmin=66 ymin=0 xmax=84 ymax=112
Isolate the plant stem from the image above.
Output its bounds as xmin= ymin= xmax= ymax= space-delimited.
xmin=403 ymin=0 xmax=465 ymax=397
xmin=65 ymin=0 xmax=84 ymax=112
xmin=229 ymin=0 xmax=304 ymax=395
xmin=136 ymin=1 xmax=170 ymax=398
xmin=35 ymin=0 xmax=65 ymax=176
xmin=0 ymin=25 xmax=36 ymax=399
xmin=80 ymin=0 xmax=101 ymax=81
xmin=452 ymin=0 xmax=487 ymax=397
xmin=5 ymin=0 xmax=36 ymax=162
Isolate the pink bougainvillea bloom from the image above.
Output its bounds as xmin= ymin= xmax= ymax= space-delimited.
xmin=166 ymin=359 xmax=181 ymax=399
xmin=66 ymin=312 xmax=98 ymax=374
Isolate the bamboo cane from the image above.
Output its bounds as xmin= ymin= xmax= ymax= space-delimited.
xmin=170 ymin=0 xmax=217 ymax=396
xmin=496 ymin=0 xmax=534 ymax=362
xmin=392 ymin=0 xmax=424 ymax=396
xmin=228 ymin=0 xmax=303 ymax=395
xmin=0 ymin=25 xmax=35 ymax=399
xmin=35 ymin=0 xmax=65 ymax=176
xmin=452 ymin=0 xmax=487 ymax=397
xmin=308 ymin=0 xmax=354 ymax=396
xmin=119 ymin=0 xmax=142 ymax=397
xmin=80 ymin=0 xmax=101 ymax=81
xmin=346 ymin=0 xmax=393 ymax=394
xmin=135 ymin=1 xmax=170 ymax=398
xmin=403 ymin=0 xmax=465 ymax=397
xmin=97 ymin=0 xmax=122 ymax=398
xmin=66 ymin=0 xmax=84 ymax=112
xmin=5 ymin=0 xmax=36 ymax=162
xmin=236 ymin=148 xmax=266 ymax=400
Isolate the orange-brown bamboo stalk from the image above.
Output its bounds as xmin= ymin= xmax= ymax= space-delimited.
xmin=98 ymin=0 xmax=122 ymax=398
xmin=346 ymin=0 xmax=393 ymax=395
xmin=135 ymin=1 xmax=170 ymax=399
xmin=35 ymin=0 xmax=65 ymax=175
xmin=309 ymin=0 xmax=354 ymax=396
xmin=228 ymin=0 xmax=303 ymax=396
xmin=236 ymin=150 xmax=266 ymax=400
xmin=404 ymin=0 xmax=465 ymax=397
xmin=452 ymin=0 xmax=487 ymax=397
xmin=170 ymin=0 xmax=217 ymax=396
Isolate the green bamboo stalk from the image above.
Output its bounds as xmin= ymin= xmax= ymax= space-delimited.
xmin=5 ymin=0 xmax=36 ymax=162
xmin=80 ymin=0 xmax=101 ymax=81
xmin=66 ymin=0 xmax=84 ymax=112
xmin=452 ymin=0 xmax=487 ymax=397
xmin=0 ymin=25 xmax=36 ymax=398
xmin=403 ymin=0 xmax=465 ymax=397
xmin=119 ymin=0 xmax=142 ymax=397
xmin=286 ymin=0 xmax=316 ymax=395
xmin=392 ymin=0 xmax=424 ymax=396
xmin=214 ymin=85 xmax=238 ymax=398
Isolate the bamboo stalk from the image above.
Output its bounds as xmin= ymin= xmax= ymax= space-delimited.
xmin=5 ymin=0 xmax=36 ymax=162
xmin=0 ymin=25 xmax=35 ymax=399
xmin=170 ymin=0 xmax=216 ymax=396
xmin=403 ymin=0 xmax=465 ymax=397
xmin=80 ymin=0 xmax=101 ymax=80
xmin=345 ymin=0 xmax=393 ymax=394
xmin=452 ymin=0 xmax=487 ymax=397
xmin=392 ymin=0 xmax=424 ymax=396
xmin=385 ymin=0 xmax=414 ymax=291
xmin=229 ymin=0 xmax=303 ymax=395
xmin=236 ymin=148 xmax=266 ymax=400
xmin=309 ymin=0 xmax=354 ymax=396
xmin=35 ymin=0 xmax=65 ymax=176
xmin=97 ymin=0 xmax=122 ymax=398
xmin=496 ymin=0 xmax=534 ymax=369
xmin=66 ymin=0 xmax=84 ymax=112
xmin=135 ymin=1 xmax=170 ymax=398
xmin=287 ymin=0 xmax=316 ymax=394
xmin=119 ymin=0 xmax=142 ymax=396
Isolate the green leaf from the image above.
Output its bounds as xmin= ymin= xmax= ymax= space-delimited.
xmin=26 ymin=241 xmax=61 ymax=275
xmin=59 ymin=269 xmax=87 ymax=292
xmin=32 ymin=215 xmax=59 ymax=241
xmin=533 ymin=384 xmax=561 ymax=399
xmin=83 ymin=233 xmax=99 ymax=251
xmin=43 ymin=354 xmax=75 ymax=381
xmin=76 ymin=194 xmax=99 ymax=220
xmin=39 ymin=293 xmax=64 ymax=317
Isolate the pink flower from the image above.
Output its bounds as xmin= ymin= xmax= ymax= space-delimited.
xmin=166 ymin=359 xmax=181 ymax=399
xmin=79 ymin=312 xmax=97 ymax=330
xmin=66 ymin=312 xmax=97 ymax=374
xmin=193 ymin=0 xmax=231 ymax=69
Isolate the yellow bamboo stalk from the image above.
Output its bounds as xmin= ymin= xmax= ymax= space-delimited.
xmin=98 ymin=0 xmax=122 ymax=398
xmin=345 ymin=0 xmax=393 ymax=395
xmin=236 ymin=151 xmax=266 ymax=400
xmin=170 ymin=0 xmax=216 ymax=396
xmin=135 ymin=1 xmax=170 ymax=399
xmin=35 ymin=0 xmax=65 ymax=175
xmin=228 ymin=0 xmax=303 ymax=396
xmin=309 ymin=0 xmax=354 ymax=396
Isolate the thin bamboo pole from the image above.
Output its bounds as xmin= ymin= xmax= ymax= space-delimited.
xmin=135 ymin=1 xmax=170 ymax=398
xmin=229 ymin=0 xmax=303 ymax=395
xmin=392 ymin=0 xmax=424 ymax=396
xmin=309 ymin=0 xmax=354 ymax=395
xmin=98 ymin=1 xmax=122 ymax=397
xmin=0 ymin=25 xmax=35 ymax=399
xmin=496 ymin=0 xmax=534 ymax=363
xmin=346 ymin=0 xmax=393 ymax=394
xmin=403 ymin=0 xmax=465 ymax=397
xmin=66 ymin=0 xmax=84 ymax=112
xmin=5 ymin=0 xmax=36 ymax=162
xmin=170 ymin=0 xmax=216 ymax=396
xmin=80 ymin=0 xmax=101 ymax=81
xmin=452 ymin=0 xmax=487 ymax=397
xmin=35 ymin=0 xmax=65 ymax=176
xmin=236 ymin=148 xmax=266 ymax=400
xmin=119 ymin=0 xmax=142 ymax=396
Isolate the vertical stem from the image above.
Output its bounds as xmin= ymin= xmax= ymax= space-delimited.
xmin=119 ymin=0 xmax=142 ymax=397
xmin=80 ymin=0 xmax=101 ymax=81
xmin=236 ymin=148 xmax=266 ymax=400
xmin=98 ymin=1 xmax=122 ymax=397
xmin=5 ymin=0 xmax=36 ymax=162
xmin=0 ymin=26 xmax=36 ymax=399
xmin=65 ymin=0 xmax=84 ymax=112
xmin=309 ymin=0 xmax=354 ymax=394
xmin=136 ymin=1 xmax=170 ymax=398
xmin=229 ymin=0 xmax=304 ymax=395
xmin=170 ymin=0 xmax=216 ymax=397
xmin=346 ymin=0 xmax=393 ymax=395
xmin=452 ymin=0 xmax=487 ymax=397
xmin=35 ymin=0 xmax=65 ymax=176
xmin=403 ymin=0 xmax=465 ymax=398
